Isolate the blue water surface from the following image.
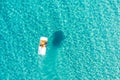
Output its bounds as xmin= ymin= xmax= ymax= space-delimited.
xmin=0 ymin=0 xmax=120 ymax=80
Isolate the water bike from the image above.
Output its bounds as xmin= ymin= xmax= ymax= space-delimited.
xmin=38 ymin=37 xmax=48 ymax=56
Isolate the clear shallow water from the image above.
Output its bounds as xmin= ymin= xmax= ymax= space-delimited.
xmin=0 ymin=0 xmax=120 ymax=80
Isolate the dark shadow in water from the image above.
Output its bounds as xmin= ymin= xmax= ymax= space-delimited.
xmin=52 ymin=30 xmax=65 ymax=47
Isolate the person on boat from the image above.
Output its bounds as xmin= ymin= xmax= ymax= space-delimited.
xmin=40 ymin=40 xmax=47 ymax=48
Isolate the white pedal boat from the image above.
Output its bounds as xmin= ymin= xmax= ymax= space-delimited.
xmin=38 ymin=37 xmax=48 ymax=56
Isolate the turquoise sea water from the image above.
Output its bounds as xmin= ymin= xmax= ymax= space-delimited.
xmin=0 ymin=0 xmax=120 ymax=80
